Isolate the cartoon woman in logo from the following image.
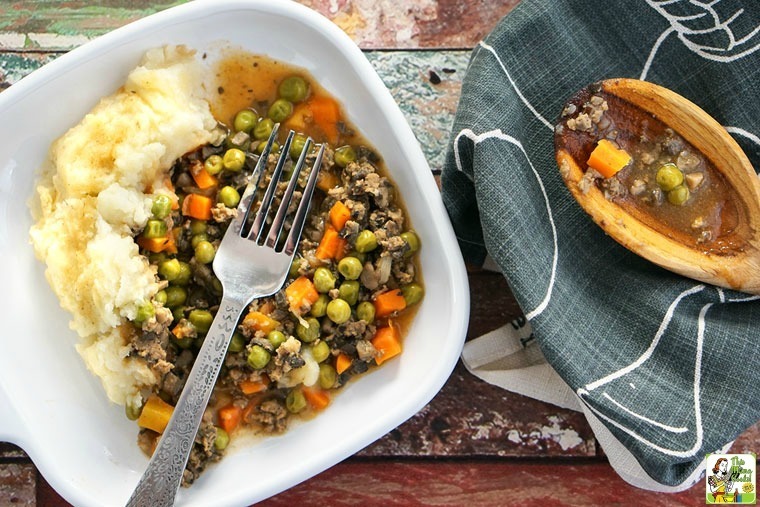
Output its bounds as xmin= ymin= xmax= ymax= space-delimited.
xmin=708 ymin=458 xmax=735 ymax=503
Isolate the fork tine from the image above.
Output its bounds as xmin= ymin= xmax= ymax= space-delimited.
xmin=265 ymin=137 xmax=315 ymax=248
xmin=284 ymin=143 xmax=325 ymax=255
xmin=248 ymin=130 xmax=295 ymax=242
xmin=225 ymin=123 xmax=280 ymax=239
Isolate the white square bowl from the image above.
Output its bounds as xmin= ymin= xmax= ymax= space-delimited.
xmin=0 ymin=1 xmax=469 ymax=506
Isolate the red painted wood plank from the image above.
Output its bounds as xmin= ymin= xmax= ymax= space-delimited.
xmin=35 ymin=459 xmax=711 ymax=507
xmin=259 ymin=461 xmax=707 ymax=506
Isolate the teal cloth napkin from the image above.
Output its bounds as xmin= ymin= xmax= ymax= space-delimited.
xmin=441 ymin=0 xmax=760 ymax=489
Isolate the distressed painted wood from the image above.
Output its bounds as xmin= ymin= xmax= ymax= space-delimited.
xmin=0 ymin=0 xmax=519 ymax=50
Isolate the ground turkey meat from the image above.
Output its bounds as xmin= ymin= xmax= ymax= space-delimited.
xmin=247 ymin=398 xmax=288 ymax=433
xmin=355 ymin=340 xmax=377 ymax=362
xmin=268 ymin=337 xmax=304 ymax=383
xmin=182 ymin=420 xmax=222 ymax=486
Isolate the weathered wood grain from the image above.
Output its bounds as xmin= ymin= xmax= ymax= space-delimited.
xmin=0 ymin=0 xmax=518 ymax=50
xmin=359 ymin=363 xmax=596 ymax=458
xmin=0 ymin=463 xmax=35 ymax=506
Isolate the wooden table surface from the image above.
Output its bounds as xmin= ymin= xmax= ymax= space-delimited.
xmin=1 ymin=1 xmax=757 ymax=505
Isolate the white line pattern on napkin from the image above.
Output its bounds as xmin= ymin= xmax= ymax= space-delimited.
xmin=642 ymin=0 xmax=760 ymax=79
xmin=577 ymin=285 xmax=707 ymax=457
xmin=453 ymin=128 xmax=557 ymax=320
xmin=477 ymin=42 xmax=553 ymax=131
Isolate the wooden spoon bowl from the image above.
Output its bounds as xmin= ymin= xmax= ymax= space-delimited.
xmin=555 ymin=78 xmax=760 ymax=294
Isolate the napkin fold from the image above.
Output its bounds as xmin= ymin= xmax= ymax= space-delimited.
xmin=441 ymin=0 xmax=760 ymax=491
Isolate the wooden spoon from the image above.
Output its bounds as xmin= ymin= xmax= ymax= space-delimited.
xmin=555 ymin=78 xmax=760 ymax=294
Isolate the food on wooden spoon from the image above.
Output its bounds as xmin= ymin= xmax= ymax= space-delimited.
xmin=554 ymin=78 xmax=760 ymax=293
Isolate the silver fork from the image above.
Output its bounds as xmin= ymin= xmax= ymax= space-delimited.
xmin=126 ymin=126 xmax=324 ymax=507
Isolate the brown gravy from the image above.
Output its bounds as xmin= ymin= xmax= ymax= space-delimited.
xmin=555 ymin=84 xmax=747 ymax=255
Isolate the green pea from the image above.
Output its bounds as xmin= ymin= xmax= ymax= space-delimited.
xmin=253 ymin=117 xmax=274 ymax=141
xmin=289 ymin=134 xmax=308 ymax=160
xmin=148 ymin=252 xmax=168 ymax=265
xmin=401 ymin=283 xmax=424 ymax=306
xmin=228 ymin=332 xmax=246 ymax=353
xmin=267 ymin=99 xmax=293 ymax=123
xmin=311 ymin=341 xmax=331 ymax=363
xmin=142 ymin=219 xmax=168 ymax=239
xmin=214 ymin=427 xmax=230 ymax=451
xmin=171 ymin=305 xmax=186 ymax=322
xmin=174 ymin=334 xmax=194 ymax=349
xmin=154 ymin=290 xmax=168 ymax=306
xmin=339 ymin=281 xmax=360 ymax=306
xmin=656 ymin=163 xmax=684 ymax=192
xmin=255 ymin=140 xmax=279 ymax=155
xmin=189 ymin=219 xmax=207 ymax=235
xmin=310 ymin=294 xmax=329 ymax=318
xmin=195 ymin=240 xmax=216 ymax=264
xmin=356 ymin=301 xmax=376 ymax=323
xmin=188 ymin=309 xmax=214 ymax=334
xmin=191 ymin=233 xmax=209 ymax=249
xmin=247 ymin=345 xmax=271 ymax=369
xmin=355 ymin=230 xmax=378 ymax=253
xmin=334 ymin=145 xmax=356 ymax=168
xmin=667 ymin=185 xmax=690 ymax=206
xmin=400 ymin=231 xmax=420 ymax=257
xmin=233 ymin=109 xmax=257 ymax=133
xmin=165 ymin=286 xmax=187 ymax=308
xmin=326 ymin=299 xmax=351 ymax=324
xmin=219 ymin=186 xmax=241 ymax=208
xmin=267 ymin=330 xmax=287 ymax=349
xmin=348 ymin=250 xmax=366 ymax=264
xmin=318 ymin=364 xmax=337 ymax=389
xmin=222 ymin=148 xmax=246 ymax=172
xmin=134 ymin=301 xmax=155 ymax=324
xmin=157 ymin=258 xmax=180 ymax=281
xmin=337 ymin=257 xmax=363 ymax=280
xmin=313 ymin=267 xmax=336 ymax=293
xmin=278 ymin=76 xmax=309 ymax=103
xmin=151 ymin=194 xmax=172 ymax=219
xmin=172 ymin=261 xmax=192 ymax=286
xmin=289 ymin=257 xmax=305 ymax=278
xmin=204 ymin=154 xmax=224 ymax=175
xmin=296 ymin=317 xmax=320 ymax=343
xmin=286 ymin=389 xmax=307 ymax=413
xmin=125 ymin=398 xmax=143 ymax=421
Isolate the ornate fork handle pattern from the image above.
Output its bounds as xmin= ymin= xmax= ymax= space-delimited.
xmin=126 ymin=296 xmax=246 ymax=507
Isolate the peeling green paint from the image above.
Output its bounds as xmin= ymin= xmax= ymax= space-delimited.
xmin=0 ymin=52 xmax=55 ymax=87
xmin=0 ymin=2 xmax=187 ymax=39
xmin=366 ymin=51 xmax=470 ymax=169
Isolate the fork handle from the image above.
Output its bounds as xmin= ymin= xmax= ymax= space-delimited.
xmin=126 ymin=296 xmax=246 ymax=507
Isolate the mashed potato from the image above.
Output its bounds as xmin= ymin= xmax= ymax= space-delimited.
xmin=29 ymin=46 xmax=217 ymax=405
